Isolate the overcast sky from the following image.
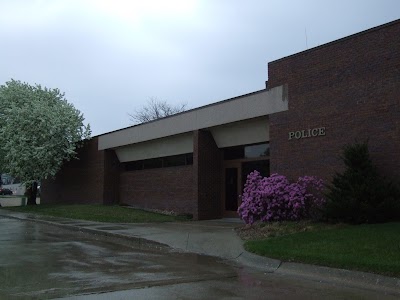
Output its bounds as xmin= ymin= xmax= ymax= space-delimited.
xmin=1 ymin=0 xmax=399 ymax=136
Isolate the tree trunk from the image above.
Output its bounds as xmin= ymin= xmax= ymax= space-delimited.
xmin=27 ymin=181 xmax=38 ymax=205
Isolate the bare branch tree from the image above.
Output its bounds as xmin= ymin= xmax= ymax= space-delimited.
xmin=129 ymin=97 xmax=187 ymax=124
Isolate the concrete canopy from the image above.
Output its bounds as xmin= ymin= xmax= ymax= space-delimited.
xmin=98 ymin=85 xmax=288 ymax=152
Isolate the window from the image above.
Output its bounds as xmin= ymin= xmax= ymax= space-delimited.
xmin=124 ymin=160 xmax=144 ymax=171
xmin=245 ymin=143 xmax=269 ymax=158
xmin=163 ymin=155 xmax=186 ymax=167
xmin=123 ymin=153 xmax=193 ymax=171
xmin=223 ymin=145 xmax=244 ymax=160
xmin=223 ymin=143 xmax=269 ymax=160
xmin=143 ymin=158 xmax=162 ymax=169
xmin=242 ymin=160 xmax=270 ymax=180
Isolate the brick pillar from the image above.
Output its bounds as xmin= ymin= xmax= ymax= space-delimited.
xmin=193 ymin=130 xmax=223 ymax=220
xmin=103 ymin=149 xmax=120 ymax=205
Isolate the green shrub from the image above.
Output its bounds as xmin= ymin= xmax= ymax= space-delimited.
xmin=325 ymin=141 xmax=400 ymax=223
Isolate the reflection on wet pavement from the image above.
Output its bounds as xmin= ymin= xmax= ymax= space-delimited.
xmin=1 ymin=217 xmax=398 ymax=300
xmin=0 ymin=218 xmax=235 ymax=299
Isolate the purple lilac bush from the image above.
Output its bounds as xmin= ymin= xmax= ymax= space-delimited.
xmin=237 ymin=171 xmax=325 ymax=224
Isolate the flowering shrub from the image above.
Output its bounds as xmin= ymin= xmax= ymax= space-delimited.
xmin=237 ymin=171 xmax=325 ymax=224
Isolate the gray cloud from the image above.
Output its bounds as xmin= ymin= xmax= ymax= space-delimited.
xmin=1 ymin=0 xmax=399 ymax=135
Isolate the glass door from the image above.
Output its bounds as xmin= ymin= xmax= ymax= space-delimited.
xmin=223 ymin=162 xmax=241 ymax=217
xmin=225 ymin=168 xmax=238 ymax=211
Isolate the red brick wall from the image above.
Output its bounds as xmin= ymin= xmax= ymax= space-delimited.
xmin=267 ymin=20 xmax=400 ymax=182
xmin=193 ymin=130 xmax=223 ymax=220
xmin=119 ymin=165 xmax=195 ymax=215
xmin=41 ymin=137 xmax=107 ymax=204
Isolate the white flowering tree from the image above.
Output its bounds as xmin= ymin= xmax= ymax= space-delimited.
xmin=0 ymin=80 xmax=91 ymax=205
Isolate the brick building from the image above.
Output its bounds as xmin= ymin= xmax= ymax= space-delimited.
xmin=42 ymin=19 xmax=400 ymax=220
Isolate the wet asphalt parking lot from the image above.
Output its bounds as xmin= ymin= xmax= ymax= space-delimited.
xmin=0 ymin=217 xmax=398 ymax=299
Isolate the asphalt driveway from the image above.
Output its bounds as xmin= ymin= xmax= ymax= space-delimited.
xmin=0 ymin=216 xmax=399 ymax=299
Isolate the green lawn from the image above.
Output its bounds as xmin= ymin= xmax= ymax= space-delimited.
xmin=245 ymin=222 xmax=400 ymax=277
xmin=3 ymin=204 xmax=190 ymax=223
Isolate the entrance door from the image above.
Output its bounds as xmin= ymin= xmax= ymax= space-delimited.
xmin=223 ymin=159 xmax=270 ymax=218
xmin=223 ymin=162 xmax=241 ymax=217
xmin=225 ymin=168 xmax=238 ymax=211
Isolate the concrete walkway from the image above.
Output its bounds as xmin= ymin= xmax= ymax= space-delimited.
xmin=0 ymin=209 xmax=399 ymax=296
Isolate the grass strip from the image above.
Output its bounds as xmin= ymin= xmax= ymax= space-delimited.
xmin=245 ymin=222 xmax=400 ymax=277
xmin=3 ymin=204 xmax=189 ymax=223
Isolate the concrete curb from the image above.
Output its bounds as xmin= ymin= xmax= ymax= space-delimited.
xmin=276 ymin=262 xmax=400 ymax=296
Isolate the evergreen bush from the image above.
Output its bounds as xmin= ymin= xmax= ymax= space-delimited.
xmin=324 ymin=141 xmax=400 ymax=223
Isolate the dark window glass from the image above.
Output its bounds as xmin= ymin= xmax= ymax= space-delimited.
xmin=223 ymin=143 xmax=270 ymax=160
xmin=123 ymin=153 xmax=193 ymax=171
xmin=244 ymin=143 xmax=270 ymax=158
xmin=225 ymin=168 xmax=238 ymax=211
xmin=185 ymin=153 xmax=193 ymax=165
xmin=223 ymin=146 xmax=244 ymax=160
xmin=124 ymin=161 xmax=143 ymax=171
xmin=143 ymin=158 xmax=162 ymax=169
xmin=242 ymin=160 xmax=270 ymax=184
xmin=164 ymin=154 xmax=186 ymax=167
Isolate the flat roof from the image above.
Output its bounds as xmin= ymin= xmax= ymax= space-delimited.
xmin=269 ymin=18 xmax=400 ymax=65
xmin=98 ymin=85 xmax=287 ymax=150
xmin=96 ymin=87 xmax=269 ymax=138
